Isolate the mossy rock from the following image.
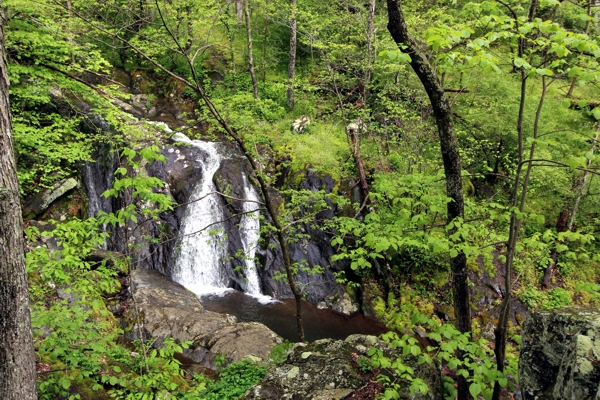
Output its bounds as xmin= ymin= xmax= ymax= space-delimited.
xmin=243 ymin=335 xmax=442 ymax=400
xmin=520 ymin=306 xmax=600 ymax=399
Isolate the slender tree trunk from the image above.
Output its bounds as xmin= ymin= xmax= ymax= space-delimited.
xmin=262 ymin=0 xmax=269 ymax=82
xmin=566 ymin=0 xmax=592 ymax=98
xmin=324 ymin=61 xmax=370 ymax=213
xmin=386 ymin=2 xmax=470 ymax=398
xmin=492 ymin=63 xmax=546 ymax=400
xmin=543 ymin=128 xmax=600 ymax=287
xmin=0 ymin=8 xmax=38 ymax=399
xmin=235 ymin=0 xmax=243 ymax=23
xmin=364 ymin=0 xmax=376 ymax=104
xmin=491 ymin=4 xmax=538 ymax=397
xmin=287 ymin=0 xmax=297 ymax=110
xmin=350 ymin=128 xmax=369 ymax=201
xmin=567 ymin=132 xmax=597 ymax=231
xmin=220 ymin=10 xmax=237 ymax=91
xmin=243 ymin=0 xmax=259 ymax=99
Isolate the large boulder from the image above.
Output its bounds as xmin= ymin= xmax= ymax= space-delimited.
xmin=22 ymin=178 xmax=79 ymax=220
xmin=123 ymin=268 xmax=282 ymax=368
xmin=243 ymin=334 xmax=442 ymax=400
xmin=519 ymin=306 xmax=600 ymax=399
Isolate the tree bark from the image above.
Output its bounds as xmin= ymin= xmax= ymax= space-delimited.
xmin=287 ymin=0 xmax=297 ymax=110
xmin=386 ymin=2 xmax=470 ymax=397
xmin=220 ymin=9 xmax=237 ymax=91
xmin=262 ymin=0 xmax=269 ymax=82
xmin=0 ymin=7 xmax=38 ymax=400
xmin=243 ymin=0 xmax=259 ymax=99
xmin=364 ymin=0 xmax=376 ymax=104
xmin=235 ymin=0 xmax=243 ymax=23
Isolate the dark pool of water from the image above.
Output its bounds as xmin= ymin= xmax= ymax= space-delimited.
xmin=199 ymin=291 xmax=388 ymax=342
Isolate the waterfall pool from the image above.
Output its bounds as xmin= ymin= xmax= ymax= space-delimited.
xmin=199 ymin=291 xmax=388 ymax=343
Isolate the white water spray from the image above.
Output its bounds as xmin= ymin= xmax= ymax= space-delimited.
xmin=239 ymin=174 xmax=263 ymax=296
xmin=172 ymin=135 xmax=230 ymax=295
xmin=172 ymin=133 xmax=268 ymax=299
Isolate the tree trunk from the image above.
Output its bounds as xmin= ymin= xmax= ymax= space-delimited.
xmin=262 ymin=0 xmax=269 ymax=82
xmin=220 ymin=9 xmax=237 ymax=91
xmin=364 ymin=0 xmax=376 ymax=104
xmin=243 ymin=0 xmax=259 ymax=99
xmin=349 ymin=127 xmax=369 ymax=206
xmin=236 ymin=0 xmax=243 ymax=23
xmin=0 ymin=7 xmax=38 ymax=399
xmin=543 ymin=129 xmax=600 ymax=287
xmin=386 ymin=2 xmax=470 ymax=398
xmin=566 ymin=0 xmax=592 ymax=98
xmin=287 ymin=0 xmax=297 ymax=110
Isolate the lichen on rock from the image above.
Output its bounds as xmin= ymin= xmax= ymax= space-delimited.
xmin=242 ymin=334 xmax=442 ymax=400
xmin=519 ymin=306 xmax=600 ymax=399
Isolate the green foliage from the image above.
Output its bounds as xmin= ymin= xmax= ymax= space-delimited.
xmin=100 ymin=146 xmax=174 ymax=226
xmin=201 ymin=359 xmax=266 ymax=400
xmin=268 ymin=341 xmax=294 ymax=364
xmin=6 ymin=0 xmax=117 ymax=194
xmin=370 ymin=314 xmax=517 ymax=400
xmin=13 ymin=113 xmax=95 ymax=194
xmin=356 ymin=355 xmax=372 ymax=373
xmin=107 ymin=338 xmax=207 ymax=400
xmin=332 ymin=171 xmax=501 ymax=278
xmin=11 ymin=1 xmax=600 ymax=399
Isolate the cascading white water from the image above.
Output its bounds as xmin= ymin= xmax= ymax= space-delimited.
xmin=239 ymin=174 xmax=262 ymax=295
xmin=172 ymin=133 xmax=267 ymax=299
xmin=172 ymin=134 xmax=230 ymax=295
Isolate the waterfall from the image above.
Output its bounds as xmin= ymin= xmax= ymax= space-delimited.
xmin=172 ymin=133 xmax=266 ymax=298
xmin=239 ymin=174 xmax=262 ymax=295
xmin=81 ymin=142 xmax=120 ymax=250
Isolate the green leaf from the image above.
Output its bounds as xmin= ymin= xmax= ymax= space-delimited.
xmin=535 ymin=68 xmax=553 ymax=76
xmin=469 ymin=383 xmax=482 ymax=397
xmin=498 ymin=377 xmax=508 ymax=387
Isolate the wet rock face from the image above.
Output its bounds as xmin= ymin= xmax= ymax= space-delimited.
xmin=259 ymin=169 xmax=348 ymax=306
xmin=203 ymin=147 xmax=348 ymax=306
xmin=85 ymin=132 xmax=349 ymax=308
xmin=519 ymin=306 xmax=600 ymax=399
xmin=242 ymin=334 xmax=442 ymax=400
xmin=148 ymin=141 xmax=207 ymax=203
xmin=124 ymin=268 xmax=282 ymax=369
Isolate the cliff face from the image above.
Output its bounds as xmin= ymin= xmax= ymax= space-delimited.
xmin=519 ymin=306 xmax=600 ymax=400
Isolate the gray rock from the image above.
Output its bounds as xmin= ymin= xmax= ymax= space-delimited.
xmin=322 ymin=292 xmax=360 ymax=315
xmin=291 ymin=116 xmax=310 ymax=134
xmin=243 ymin=334 xmax=442 ymax=400
xmin=124 ymin=268 xmax=282 ymax=369
xmin=519 ymin=306 xmax=600 ymax=399
xmin=111 ymin=97 xmax=137 ymax=116
xmin=131 ymin=94 xmax=149 ymax=112
xmin=84 ymin=249 xmax=126 ymax=270
xmin=23 ymin=178 xmax=79 ymax=219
